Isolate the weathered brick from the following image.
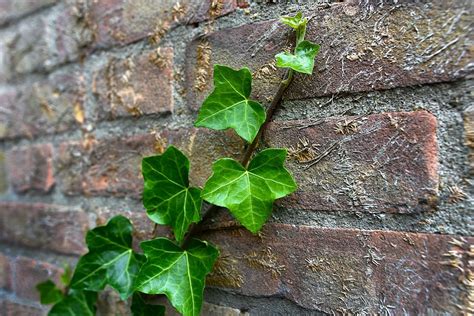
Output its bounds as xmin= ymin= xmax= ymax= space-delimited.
xmin=6 ymin=144 xmax=55 ymax=194
xmin=465 ymin=105 xmax=474 ymax=175
xmin=264 ymin=111 xmax=439 ymax=213
xmin=0 ymin=253 xmax=12 ymax=291
xmin=0 ymin=0 xmax=57 ymax=25
xmin=13 ymin=256 xmax=63 ymax=302
xmin=2 ymin=300 xmax=46 ymax=316
xmin=0 ymin=151 xmax=7 ymax=193
xmin=0 ymin=67 xmax=85 ymax=140
xmin=202 ymin=223 xmax=473 ymax=314
xmin=0 ymin=3 xmax=91 ymax=76
xmin=89 ymin=0 xmax=236 ymax=48
xmin=91 ymin=48 xmax=173 ymax=120
xmin=185 ymin=0 xmax=472 ymax=110
xmin=0 ymin=202 xmax=88 ymax=255
xmin=57 ymin=128 xmax=243 ymax=197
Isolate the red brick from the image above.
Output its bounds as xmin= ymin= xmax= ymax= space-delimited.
xmin=0 ymin=202 xmax=88 ymax=255
xmin=3 ymin=300 xmax=46 ymax=316
xmin=0 ymin=253 xmax=12 ymax=291
xmin=13 ymin=256 xmax=63 ymax=302
xmin=6 ymin=144 xmax=55 ymax=194
xmin=465 ymin=105 xmax=474 ymax=175
xmin=201 ymin=223 xmax=473 ymax=314
xmin=264 ymin=111 xmax=439 ymax=213
xmin=57 ymin=128 xmax=243 ymax=197
xmin=0 ymin=67 xmax=84 ymax=140
xmin=0 ymin=0 xmax=57 ymax=25
xmin=91 ymin=48 xmax=173 ymax=121
xmin=185 ymin=0 xmax=472 ymax=110
xmin=0 ymin=3 xmax=91 ymax=76
xmin=89 ymin=0 xmax=236 ymax=48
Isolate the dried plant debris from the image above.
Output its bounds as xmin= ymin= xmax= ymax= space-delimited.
xmin=447 ymin=184 xmax=468 ymax=203
xmin=334 ymin=119 xmax=360 ymax=135
xmin=288 ymin=136 xmax=319 ymax=163
xmin=172 ymin=1 xmax=186 ymax=22
xmin=244 ymin=247 xmax=285 ymax=279
xmin=441 ymin=238 xmax=473 ymax=313
xmin=148 ymin=20 xmax=170 ymax=45
xmin=148 ymin=48 xmax=169 ymax=69
xmin=253 ymin=61 xmax=278 ymax=81
xmin=194 ymin=40 xmax=212 ymax=92
xmin=207 ymin=254 xmax=243 ymax=288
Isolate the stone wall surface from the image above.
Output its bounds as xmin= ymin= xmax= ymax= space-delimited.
xmin=0 ymin=0 xmax=472 ymax=315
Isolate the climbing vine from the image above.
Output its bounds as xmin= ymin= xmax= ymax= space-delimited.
xmin=37 ymin=12 xmax=319 ymax=316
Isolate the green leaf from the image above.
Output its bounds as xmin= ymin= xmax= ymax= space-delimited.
xmin=195 ymin=65 xmax=266 ymax=143
xmin=70 ymin=215 xmax=143 ymax=299
xmin=142 ymin=146 xmax=202 ymax=242
xmin=36 ymin=280 xmax=63 ymax=305
xmin=201 ymin=148 xmax=296 ymax=233
xmin=280 ymin=12 xmax=307 ymax=29
xmin=48 ymin=290 xmax=97 ymax=316
xmin=131 ymin=293 xmax=165 ymax=316
xmin=275 ymin=40 xmax=320 ymax=75
xmin=60 ymin=264 xmax=72 ymax=286
xmin=135 ymin=238 xmax=219 ymax=316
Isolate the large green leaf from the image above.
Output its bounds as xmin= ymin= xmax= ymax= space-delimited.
xmin=131 ymin=293 xmax=165 ymax=316
xmin=201 ymin=148 xmax=296 ymax=233
xmin=70 ymin=215 xmax=143 ymax=299
xmin=275 ymin=40 xmax=320 ymax=75
xmin=142 ymin=146 xmax=202 ymax=242
xmin=280 ymin=12 xmax=307 ymax=29
xmin=36 ymin=280 xmax=64 ymax=305
xmin=48 ymin=290 xmax=97 ymax=316
xmin=135 ymin=238 xmax=219 ymax=316
xmin=195 ymin=65 xmax=266 ymax=143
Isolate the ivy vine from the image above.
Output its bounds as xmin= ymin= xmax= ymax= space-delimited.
xmin=37 ymin=12 xmax=319 ymax=316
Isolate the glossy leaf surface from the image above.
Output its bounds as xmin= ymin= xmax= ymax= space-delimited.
xmin=142 ymin=146 xmax=202 ymax=242
xmin=275 ymin=40 xmax=320 ymax=74
xmin=201 ymin=149 xmax=296 ymax=233
xmin=135 ymin=238 xmax=219 ymax=316
xmin=195 ymin=65 xmax=265 ymax=143
xmin=36 ymin=280 xmax=63 ymax=305
xmin=70 ymin=216 xmax=142 ymax=299
xmin=48 ymin=290 xmax=97 ymax=316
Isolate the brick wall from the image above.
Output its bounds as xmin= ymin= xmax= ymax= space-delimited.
xmin=0 ymin=0 xmax=473 ymax=315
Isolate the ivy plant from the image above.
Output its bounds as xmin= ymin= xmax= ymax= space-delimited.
xmin=38 ymin=12 xmax=319 ymax=315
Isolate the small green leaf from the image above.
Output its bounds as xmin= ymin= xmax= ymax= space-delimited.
xmin=275 ymin=40 xmax=320 ymax=75
xmin=60 ymin=264 xmax=72 ymax=286
xmin=201 ymin=148 xmax=296 ymax=233
xmin=36 ymin=280 xmax=63 ymax=305
xmin=195 ymin=65 xmax=266 ymax=143
xmin=131 ymin=293 xmax=165 ymax=316
xmin=70 ymin=216 xmax=143 ymax=299
xmin=135 ymin=238 xmax=219 ymax=316
xmin=48 ymin=290 xmax=97 ymax=316
xmin=280 ymin=12 xmax=307 ymax=29
xmin=142 ymin=146 xmax=202 ymax=242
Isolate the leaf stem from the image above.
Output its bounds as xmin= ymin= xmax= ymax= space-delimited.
xmin=181 ymin=68 xmax=294 ymax=249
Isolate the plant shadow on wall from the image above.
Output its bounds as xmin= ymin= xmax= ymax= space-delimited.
xmin=36 ymin=13 xmax=320 ymax=316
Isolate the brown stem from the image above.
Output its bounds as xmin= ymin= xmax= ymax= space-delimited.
xmin=181 ymin=69 xmax=294 ymax=249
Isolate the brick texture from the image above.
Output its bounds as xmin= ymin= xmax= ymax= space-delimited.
xmin=0 ymin=202 xmax=88 ymax=255
xmin=2 ymin=300 xmax=46 ymax=316
xmin=6 ymin=144 xmax=55 ymax=194
xmin=0 ymin=253 xmax=12 ymax=291
xmin=185 ymin=0 xmax=472 ymax=110
xmin=91 ymin=48 xmax=173 ymax=120
xmin=0 ymin=0 xmax=56 ymax=25
xmin=0 ymin=67 xmax=84 ymax=140
xmin=202 ymin=223 xmax=473 ymax=314
xmin=57 ymin=128 xmax=243 ymax=197
xmin=265 ymin=111 xmax=439 ymax=213
xmin=89 ymin=0 xmax=236 ymax=48
xmin=13 ymin=256 xmax=63 ymax=301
